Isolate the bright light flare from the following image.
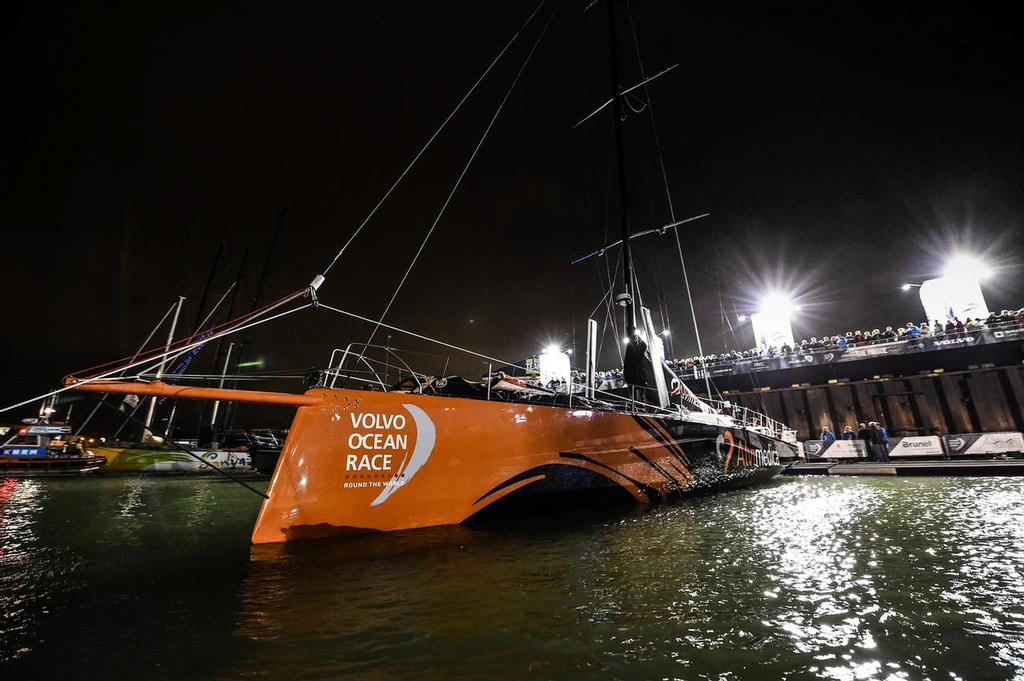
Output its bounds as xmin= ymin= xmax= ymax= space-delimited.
xmin=943 ymin=254 xmax=992 ymax=280
xmin=758 ymin=293 xmax=797 ymax=317
xmin=751 ymin=292 xmax=798 ymax=348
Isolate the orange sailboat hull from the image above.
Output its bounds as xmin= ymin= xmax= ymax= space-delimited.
xmin=251 ymin=388 xmax=789 ymax=544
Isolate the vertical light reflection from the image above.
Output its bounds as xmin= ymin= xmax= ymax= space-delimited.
xmin=0 ymin=478 xmax=45 ymax=662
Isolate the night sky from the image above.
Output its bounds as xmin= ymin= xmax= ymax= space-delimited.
xmin=2 ymin=1 xmax=1022 ymax=423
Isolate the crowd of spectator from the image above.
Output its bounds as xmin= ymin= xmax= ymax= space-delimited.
xmin=668 ymin=308 xmax=1024 ymax=371
xmin=589 ymin=308 xmax=1024 ymax=389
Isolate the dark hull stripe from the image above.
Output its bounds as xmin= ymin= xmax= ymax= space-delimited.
xmin=666 ymin=460 xmax=691 ymax=482
xmin=558 ymin=451 xmax=662 ymax=502
xmin=473 ymin=466 xmax=549 ymax=506
xmin=642 ymin=415 xmax=693 ymax=465
xmin=632 ymin=415 xmax=692 ymax=469
xmin=627 ymin=446 xmax=687 ymax=494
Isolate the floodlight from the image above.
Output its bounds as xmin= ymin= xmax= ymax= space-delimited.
xmin=758 ymin=293 xmax=795 ymax=317
xmin=943 ymin=254 xmax=992 ymax=280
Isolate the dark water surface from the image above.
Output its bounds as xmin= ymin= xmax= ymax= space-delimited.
xmin=2 ymin=475 xmax=1024 ymax=680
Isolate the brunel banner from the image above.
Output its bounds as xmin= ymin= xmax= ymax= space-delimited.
xmin=886 ymin=436 xmax=944 ymax=458
xmin=684 ymin=327 xmax=1021 ymax=380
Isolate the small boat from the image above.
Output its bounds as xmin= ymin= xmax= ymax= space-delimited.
xmin=88 ymin=444 xmax=252 ymax=474
xmin=1 ymin=423 xmax=106 ymax=476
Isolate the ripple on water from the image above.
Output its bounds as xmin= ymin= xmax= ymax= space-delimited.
xmin=2 ymin=475 xmax=1024 ymax=680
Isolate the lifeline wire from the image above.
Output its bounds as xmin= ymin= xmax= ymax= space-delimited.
xmin=319 ymin=0 xmax=549 ymax=279
xmin=348 ymin=0 xmax=563 ymax=376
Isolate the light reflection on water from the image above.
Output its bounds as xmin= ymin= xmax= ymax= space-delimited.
xmin=1 ymin=475 xmax=1024 ymax=680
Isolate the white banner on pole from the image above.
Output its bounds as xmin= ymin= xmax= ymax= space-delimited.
xmin=750 ymin=310 xmax=795 ymax=350
xmin=918 ymin=276 xmax=990 ymax=324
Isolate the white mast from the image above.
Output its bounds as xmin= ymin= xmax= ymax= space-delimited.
xmin=585 ymin=319 xmax=598 ymax=399
xmin=209 ymin=342 xmax=234 ymax=430
xmin=143 ymin=295 xmax=185 ymax=440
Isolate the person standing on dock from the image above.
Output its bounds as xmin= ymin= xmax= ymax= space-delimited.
xmin=841 ymin=426 xmax=855 ymax=440
xmin=821 ymin=426 xmax=836 ymax=441
xmin=867 ymin=422 xmax=890 ymax=462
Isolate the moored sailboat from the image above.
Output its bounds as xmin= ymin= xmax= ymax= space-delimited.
xmin=41 ymin=0 xmax=800 ymax=542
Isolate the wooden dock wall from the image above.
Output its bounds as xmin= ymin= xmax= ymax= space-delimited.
xmin=719 ymin=365 xmax=1024 ymax=439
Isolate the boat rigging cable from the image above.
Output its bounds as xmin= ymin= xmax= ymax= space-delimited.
xmin=601 ymin=255 xmax=624 ymax=364
xmin=317 ymin=0 xmax=549 ymax=280
xmin=0 ymin=1 xmax=553 ymax=416
xmin=0 ymin=1 xmax=697 ymax=428
xmin=624 ymin=0 xmax=713 ymax=399
xmin=0 ymin=294 xmax=313 ymax=414
xmin=318 ymin=303 xmax=530 ymax=375
xmin=132 ymin=283 xmax=239 ymax=436
xmin=116 ymin=299 xmax=311 ymax=387
xmin=587 ymin=128 xmax=623 ymax=366
xmin=315 ymin=301 xmax=679 ymax=417
xmin=569 ymin=212 xmax=709 ymax=265
xmin=74 ymin=300 xmax=179 ymax=436
xmin=74 ymin=285 xmax=307 ymax=381
xmin=572 ymin=63 xmax=678 ymax=129
xmin=345 ymin=0 xmax=563 ymax=382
